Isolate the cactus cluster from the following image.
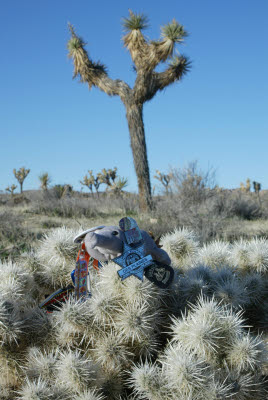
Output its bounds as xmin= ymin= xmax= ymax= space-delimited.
xmin=0 ymin=226 xmax=267 ymax=399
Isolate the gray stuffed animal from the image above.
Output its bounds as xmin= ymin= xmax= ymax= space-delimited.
xmin=74 ymin=225 xmax=171 ymax=265
xmin=73 ymin=221 xmax=173 ymax=288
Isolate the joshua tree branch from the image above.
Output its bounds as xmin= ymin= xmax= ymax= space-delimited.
xmin=149 ymin=55 xmax=191 ymax=97
xmin=122 ymin=10 xmax=150 ymax=71
xmin=68 ymin=29 xmax=131 ymax=101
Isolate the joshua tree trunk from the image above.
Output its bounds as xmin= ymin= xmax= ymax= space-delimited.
xmin=125 ymin=102 xmax=152 ymax=211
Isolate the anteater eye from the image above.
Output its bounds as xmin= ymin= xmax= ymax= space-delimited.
xmin=112 ymin=231 xmax=119 ymax=235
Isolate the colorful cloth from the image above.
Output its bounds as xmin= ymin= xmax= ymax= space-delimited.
xmin=74 ymin=243 xmax=91 ymax=300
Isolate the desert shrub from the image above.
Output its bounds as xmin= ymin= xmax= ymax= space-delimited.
xmin=152 ymin=193 xmax=228 ymax=243
xmin=29 ymin=193 xmax=139 ymax=219
xmin=41 ymin=219 xmax=61 ymax=229
xmin=170 ymin=161 xmax=217 ymax=206
xmin=31 ymin=197 xmax=98 ymax=218
xmin=0 ymin=211 xmax=34 ymax=260
xmin=225 ymin=192 xmax=262 ymax=220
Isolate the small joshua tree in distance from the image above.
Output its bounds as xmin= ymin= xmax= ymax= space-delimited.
xmin=67 ymin=11 xmax=191 ymax=211
xmin=5 ymin=184 xmax=17 ymax=197
xmin=80 ymin=173 xmax=94 ymax=194
xmin=98 ymin=167 xmax=118 ymax=190
xmin=39 ymin=172 xmax=51 ymax=191
xmin=81 ymin=170 xmax=102 ymax=197
xmin=154 ymin=170 xmax=172 ymax=195
xmin=253 ymin=181 xmax=261 ymax=194
xmin=109 ymin=176 xmax=128 ymax=196
xmin=13 ymin=167 xmax=30 ymax=193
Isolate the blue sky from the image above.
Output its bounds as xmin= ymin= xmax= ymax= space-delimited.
xmin=0 ymin=0 xmax=267 ymax=193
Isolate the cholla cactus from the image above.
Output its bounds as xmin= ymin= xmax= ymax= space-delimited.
xmin=161 ymin=343 xmax=211 ymax=398
xmin=230 ymin=238 xmax=268 ymax=274
xmin=225 ymin=333 xmax=267 ymax=373
xmin=229 ymin=239 xmax=251 ymax=271
xmin=74 ymin=389 xmax=104 ymax=400
xmin=176 ymin=265 xmax=213 ymax=304
xmin=170 ymin=297 xmax=246 ymax=363
xmin=130 ymin=296 xmax=267 ymax=400
xmin=52 ymin=297 xmax=96 ymax=347
xmin=130 ymin=361 xmax=171 ymax=400
xmin=247 ymin=238 xmax=268 ymax=274
xmin=36 ymin=227 xmax=79 ymax=288
xmin=17 ymin=377 xmax=71 ymax=400
xmin=92 ymin=330 xmax=132 ymax=371
xmin=198 ymin=240 xmax=231 ymax=269
xmin=56 ymin=349 xmax=97 ymax=393
xmin=160 ymin=227 xmax=199 ymax=269
xmin=114 ymin=301 xmax=160 ymax=344
xmin=1 ymin=225 xmax=268 ymax=399
xmin=0 ymin=260 xmax=36 ymax=303
xmin=211 ymin=268 xmax=247 ymax=308
xmin=24 ymin=347 xmax=58 ymax=381
xmin=0 ymin=299 xmax=23 ymax=346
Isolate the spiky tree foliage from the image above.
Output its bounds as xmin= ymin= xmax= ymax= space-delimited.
xmin=67 ymin=11 xmax=191 ymax=211
xmin=39 ymin=172 xmax=51 ymax=191
xmin=81 ymin=171 xmax=102 ymax=196
xmin=97 ymin=168 xmax=117 ymax=188
xmin=109 ymin=177 xmax=128 ymax=196
xmin=13 ymin=167 xmax=30 ymax=194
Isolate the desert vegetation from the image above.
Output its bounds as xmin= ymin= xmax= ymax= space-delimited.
xmin=1 ymin=161 xmax=268 ymax=259
xmin=0 ymin=162 xmax=268 ymax=398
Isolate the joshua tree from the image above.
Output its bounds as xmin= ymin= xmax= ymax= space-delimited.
xmin=154 ymin=170 xmax=172 ymax=195
xmin=80 ymin=174 xmax=94 ymax=194
xmin=98 ymin=167 xmax=118 ymax=190
xmin=109 ymin=176 xmax=128 ymax=196
xmin=13 ymin=167 xmax=30 ymax=193
xmin=245 ymin=178 xmax=251 ymax=192
xmin=108 ymin=167 xmax=117 ymax=184
xmin=253 ymin=181 xmax=261 ymax=194
xmin=240 ymin=178 xmax=251 ymax=193
xmin=5 ymin=184 xmax=17 ymax=197
xmin=67 ymin=11 xmax=190 ymax=211
xmin=39 ymin=172 xmax=51 ymax=191
xmin=80 ymin=170 xmax=103 ymax=196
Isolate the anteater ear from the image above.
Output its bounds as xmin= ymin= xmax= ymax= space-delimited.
xmin=73 ymin=225 xmax=105 ymax=243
